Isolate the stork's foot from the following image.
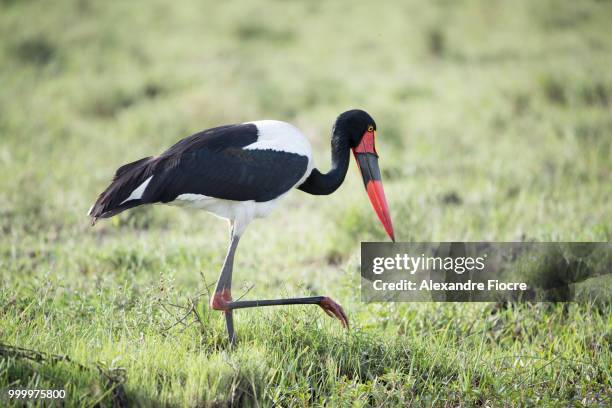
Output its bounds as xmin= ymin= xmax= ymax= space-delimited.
xmin=318 ymin=297 xmax=349 ymax=329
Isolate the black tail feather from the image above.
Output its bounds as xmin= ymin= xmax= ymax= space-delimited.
xmin=89 ymin=156 xmax=154 ymax=223
xmin=114 ymin=157 xmax=152 ymax=178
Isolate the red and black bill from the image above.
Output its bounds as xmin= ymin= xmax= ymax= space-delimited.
xmin=352 ymin=129 xmax=395 ymax=242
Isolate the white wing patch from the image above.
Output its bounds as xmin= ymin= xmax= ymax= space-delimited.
xmin=244 ymin=120 xmax=312 ymax=158
xmin=119 ymin=175 xmax=153 ymax=205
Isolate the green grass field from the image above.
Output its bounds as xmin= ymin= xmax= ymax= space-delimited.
xmin=1 ymin=0 xmax=611 ymax=406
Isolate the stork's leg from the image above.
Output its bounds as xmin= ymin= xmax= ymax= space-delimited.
xmin=212 ymin=294 xmax=349 ymax=334
xmin=210 ymin=224 xmax=349 ymax=345
xmin=210 ymin=224 xmax=241 ymax=345
xmin=228 ymin=296 xmax=349 ymax=329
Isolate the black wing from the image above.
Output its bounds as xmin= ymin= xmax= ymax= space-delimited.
xmin=89 ymin=123 xmax=309 ymax=220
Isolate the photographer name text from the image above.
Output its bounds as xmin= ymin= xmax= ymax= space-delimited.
xmin=370 ymin=254 xmax=528 ymax=292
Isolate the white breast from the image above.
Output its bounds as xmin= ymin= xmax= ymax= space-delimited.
xmin=170 ymin=195 xmax=286 ymax=236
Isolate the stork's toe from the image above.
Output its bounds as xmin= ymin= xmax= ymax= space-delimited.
xmin=318 ymin=297 xmax=349 ymax=329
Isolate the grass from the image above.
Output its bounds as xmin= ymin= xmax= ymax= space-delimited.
xmin=0 ymin=0 xmax=611 ymax=406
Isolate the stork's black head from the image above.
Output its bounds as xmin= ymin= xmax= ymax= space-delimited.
xmin=334 ymin=109 xmax=377 ymax=148
xmin=334 ymin=109 xmax=395 ymax=241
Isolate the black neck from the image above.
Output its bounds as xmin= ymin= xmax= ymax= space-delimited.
xmin=298 ymin=129 xmax=350 ymax=195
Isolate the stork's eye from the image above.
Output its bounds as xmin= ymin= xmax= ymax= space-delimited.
xmin=367 ymin=125 xmax=374 ymax=132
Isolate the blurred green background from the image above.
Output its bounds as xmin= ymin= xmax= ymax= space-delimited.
xmin=1 ymin=0 xmax=610 ymax=406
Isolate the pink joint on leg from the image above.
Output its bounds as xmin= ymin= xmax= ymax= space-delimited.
xmin=210 ymin=288 xmax=233 ymax=311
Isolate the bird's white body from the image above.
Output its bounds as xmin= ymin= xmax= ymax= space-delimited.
xmin=126 ymin=120 xmax=314 ymax=235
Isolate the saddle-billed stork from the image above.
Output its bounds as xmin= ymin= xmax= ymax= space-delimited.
xmin=89 ymin=109 xmax=394 ymax=343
